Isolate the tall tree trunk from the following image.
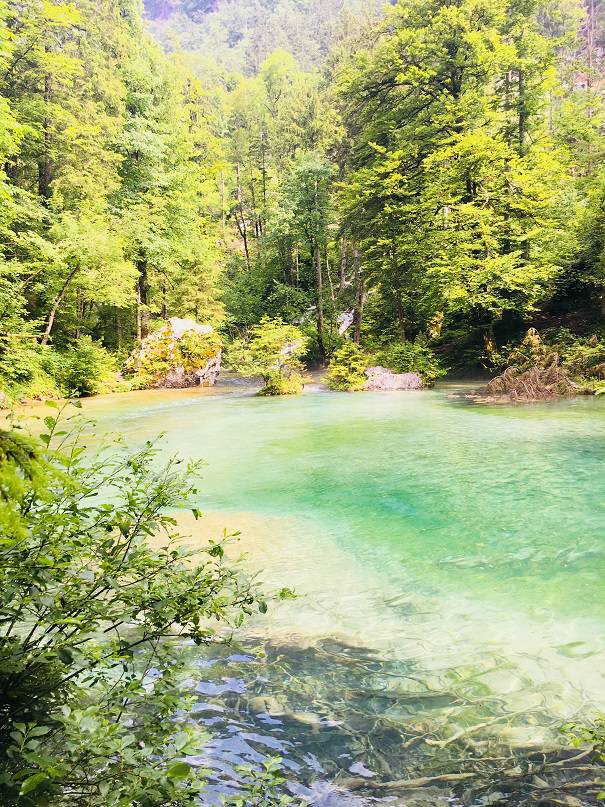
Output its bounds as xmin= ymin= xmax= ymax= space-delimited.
xmin=483 ymin=324 xmax=497 ymax=366
xmin=220 ymin=171 xmax=226 ymax=239
xmin=339 ymin=238 xmax=348 ymax=292
xmin=352 ymin=244 xmax=364 ymax=345
xmin=260 ymin=130 xmax=267 ymax=213
xmin=396 ymin=294 xmax=406 ymax=343
xmin=75 ymin=289 xmax=82 ymax=340
xmin=38 ymin=73 xmax=53 ymax=199
xmin=236 ymin=162 xmax=251 ymax=271
xmin=161 ymin=283 xmax=167 ymax=320
xmin=314 ymin=244 xmax=325 ymax=362
xmin=518 ymin=69 xmax=527 ymax=156
xmin=390 ymin=243 xmax=406 ymax=343
xmin=286 ymin=241 xmax=294 ymax=285
xmin=326 ymin=247 xmax=335 ymax=305
xmin=41 ymin=265 xmax=79 ymax=345
xmin=136 ymin=285 xmax=142 ymax=344
xmin=115 ymin=309 xmax=122 ymax=352
xmin=137 ymin=264 xmax=149 ymax=341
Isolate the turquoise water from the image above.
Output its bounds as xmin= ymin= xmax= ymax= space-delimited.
xmin=85 ymin=384 xmax=605 ymax=804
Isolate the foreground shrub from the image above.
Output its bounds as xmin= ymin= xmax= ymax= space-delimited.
xmin=326 ymin=342 xmax=371 ymax=391
xmin=377 ymin=339 xmax=446 ymax=386
xmin=259 ymin=372 xmax=305 ymax=396
xmin=43 ymin=337 xmax=118 ymax=397
xmin=0 ymin=407 xmax=292 ymax=804
xmin=0 ymin=336 xmax=62 ymax=403
xmin=228 ymin=317 xmax=307 ymax=396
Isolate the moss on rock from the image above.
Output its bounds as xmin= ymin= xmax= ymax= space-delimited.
xmin=125 ymin=318 xmax=222 ymax=389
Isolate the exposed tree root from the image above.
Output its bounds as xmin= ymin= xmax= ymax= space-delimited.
xmin=485 ymin=359 xmax=578 ymax=401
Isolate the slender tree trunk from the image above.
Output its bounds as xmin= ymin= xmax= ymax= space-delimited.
xmin=390 ymin=243 xmax=406 ymax=343
xmin=250 ymin=184 xmax=261 ymax=239
xmin=518 ymin=69 xmax=527 ymax=156
xmin=260 ymin=130 xmax=267 ymax=214
xmin=38 ymin=73 xmax=53 ymax=199
xmin=483 ymin=324 xmax=497 ymax=365
xmin=137 ymin=265 xmax=149 ymax=341
xmin=136 ymin=284 xmax=142 ymax=344
xmin=41 ymin=265 xmax=79 ymax=345
xmin=75 ymin=289 xmax=82 ymax=340
xmin=236 ymin=162 xmax=251 ymax=271
xmin=396 ymin=295 xmax=406 ymax=343
xmin=326 ymin=248 xmax=335 ymax=305
xmin=161 ymin=283 xmax=167 ymax=320
xmin=352 ymin=244 xmax=364 ymax=345
xmin=220 ymin=171 xmax=226 ymax=239
xmin=286 ymin=241 xmax=294 ymax=285
xmin=339 ymin=238 xmax=348 ymax=292
xmin=115 ymin=309 xmax=122 ymax=352
xmin=314 ymin=244 xmax=325 ymax=362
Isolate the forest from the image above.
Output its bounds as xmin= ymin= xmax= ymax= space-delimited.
xmin=1 ymin=0 xmax=605 ymax=401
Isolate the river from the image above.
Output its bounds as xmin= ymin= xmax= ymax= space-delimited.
xmin=83 ymin=381 xmax=605 ymax=805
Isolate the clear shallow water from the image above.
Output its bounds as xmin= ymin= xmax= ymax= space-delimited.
xmin=85 ymin=384 xmax=605 ymax=804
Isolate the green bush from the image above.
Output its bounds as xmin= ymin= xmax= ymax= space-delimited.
xmin=259 ymin=372 xmax=305 ymax=396
xmin=0 ymin=411 xmax=293 ymax=804
xmin=326 ymin=342 xmax=371 ymax=391
xmin=0 ymin=339 xmax=62 ymax=403
xmin=377 ymin=339 xmax=446 ymax=386
xmin=228 ymin=317 xmax=307 ymax=396
xmin=43 ymin=337 xmax=118 ymax=398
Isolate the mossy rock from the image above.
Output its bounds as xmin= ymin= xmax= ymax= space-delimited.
xmin=126 ymin=318 xmax=222 ymax=389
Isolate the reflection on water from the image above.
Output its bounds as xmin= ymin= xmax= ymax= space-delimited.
xmin=84 ymin=384 xmax=605 ymax=804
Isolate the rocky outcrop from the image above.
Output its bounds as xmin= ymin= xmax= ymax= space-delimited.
xmin=160 ymin=354 xmax=222 ymax=388
xmin=364 ymin=366 xmax=423 ymax=391
xmin=126 ymin=317 xmax=222 ymax=389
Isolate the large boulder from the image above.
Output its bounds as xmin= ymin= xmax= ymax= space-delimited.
xmin=364 ymin=366 xmax=423 ymax=391
xmin=126 ymin=317 xmax=222 ymax=389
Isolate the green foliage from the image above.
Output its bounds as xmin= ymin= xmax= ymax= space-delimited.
xmin=228 ymin=317 xmax=307 ymax=395
xmin=564 ymin=719 xmax=605 ymax=798
xmin=326 ymin=342 xmax=370 ymax=391
xmin=0 ymin=0 xmax=226 ymax=398
xmin=0 ymin=408 xmax=270 ymax=804
xmin=377 ymin=340 xmax=446 ymax=386
xmin=42 ymin=337 xmax=118 ymax=397
xmin=259 ymin=372 xmax=305 ymax=396
xmin=0 ymin=336 xmax=117 ymax=402
xmin=222 ymin=758 xmax=297 ymax=806
xmin=498 ymin=328 xmax=605 ymax=385
xmin=335 ymin=0 xmax=582 ymax=364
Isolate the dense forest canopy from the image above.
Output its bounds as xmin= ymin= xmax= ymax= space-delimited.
xmin=144 ymin=0 xmax=386 ymax=73
xmin=1 ymin=0 xmax=605 ymax=400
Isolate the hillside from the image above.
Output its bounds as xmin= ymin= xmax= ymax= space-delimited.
xmin=143 ymin=0 xmax=385 ymax=73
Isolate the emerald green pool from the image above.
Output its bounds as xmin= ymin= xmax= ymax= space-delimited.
xmin=86 ymin=383 xmax=605 ymax=803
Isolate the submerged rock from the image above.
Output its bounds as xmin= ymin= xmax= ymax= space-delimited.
xmin=126 ymin=317 xmax=222 ymax=389
xmin=364 ymin=366 xmax=423 ymax=391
